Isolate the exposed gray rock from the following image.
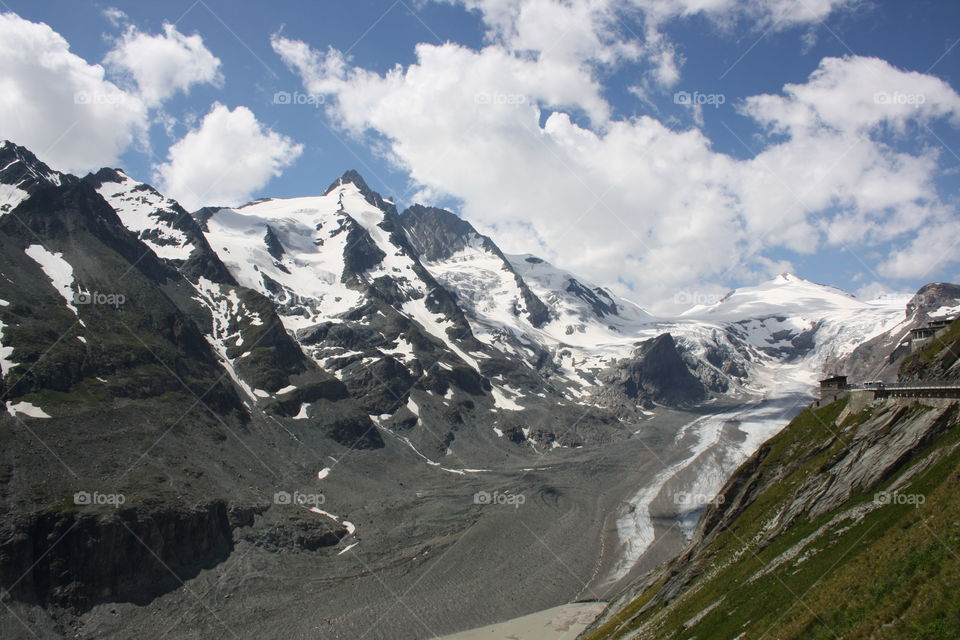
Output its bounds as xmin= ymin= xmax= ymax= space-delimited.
xmin=834 ymin=282 xmax=960 ymax=382
xmin=595 ymin=333 xmax=707 ymax=410
xmin=399 ymin=204 xmax=551 ymax=328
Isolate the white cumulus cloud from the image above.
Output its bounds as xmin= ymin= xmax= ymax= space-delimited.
xmin=154 ymin=103 xmax=303 ymax=210
xmin=0 ymin=12 xmax=148 ymax=173
xmin=439 ymin=0 xmax=860 ymax=91
xmin=105 ymin=22 xmax=223 ymax=107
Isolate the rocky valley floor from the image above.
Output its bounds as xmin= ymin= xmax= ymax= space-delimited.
xmin=4 ymin=396 xmax=809 ymax=640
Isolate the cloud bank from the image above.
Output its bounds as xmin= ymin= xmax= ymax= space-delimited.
xmin=273 ymin=0 xmax=960 ymax=309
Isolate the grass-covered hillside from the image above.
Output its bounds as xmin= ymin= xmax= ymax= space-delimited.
xmin=584 ymin=391 xmax=960 ymax=639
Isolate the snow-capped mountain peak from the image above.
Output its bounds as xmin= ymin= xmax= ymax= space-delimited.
xmin=1 ymin=141 xmax=922 ymax=438
xmin=324 ymin=169 xmax=396 ymax=212
xmin=202 ymin=188 xmax=379 ymax=331
xmin=89 ymin=168 xmax=194 ymax=261
xmin=682 ymin=272 xmax=865 ymax=321
xmin=0 ymin=140 xmax=71 ymax=215
xmin=671 ymin=272 xmax=906 ymax=393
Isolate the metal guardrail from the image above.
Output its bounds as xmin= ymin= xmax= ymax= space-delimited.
xmin=847 ymin=380 xmax=960 ymax=391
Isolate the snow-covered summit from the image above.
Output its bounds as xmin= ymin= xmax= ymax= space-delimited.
xmin=201 ymin=181 xmax=404 ymax=331
xmin=681 ymin=273 xmax=871 ymax=320
xmin=670 ymin=273 xmax=905 ymax=392
xmin=193 ymin=175 xmax=909 ymax=403
xmin=91 ymin=168 xmax=196 ymax=261
xmin=0 ymin=140 xmax=71 ymax=215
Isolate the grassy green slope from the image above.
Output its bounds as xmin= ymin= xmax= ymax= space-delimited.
xmin=586 ymin=396 xmax=960 ymax=640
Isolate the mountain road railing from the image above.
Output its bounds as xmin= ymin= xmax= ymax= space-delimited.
xmin=847 ymin=381 xmax=960 ymax=391
xmin=839 ymin=381 xmax=960 ymax=399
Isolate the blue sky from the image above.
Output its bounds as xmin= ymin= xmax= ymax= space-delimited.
xmin=1 ymin=0 xmax=958 ymax=310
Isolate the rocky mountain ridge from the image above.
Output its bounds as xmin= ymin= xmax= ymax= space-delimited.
xmin=0 ymin=138 xmax=947 ymax=636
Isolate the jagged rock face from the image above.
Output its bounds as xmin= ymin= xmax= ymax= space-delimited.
xmin=398 ymin=204 xmax=484 ymax=262
xmin=191 ymin=206 xmax=224 ymax=231
xmin=263 ymin=225 xmax=285 ymax=261
xmin=906 ymin=282 xmax=960 ymax=316
xmin=565 ymin=278 xmax=618 ymax=319
xmin=399 ymin=204 xmax=551 ymax=328
xmin=702 ymin=342 xmax=747 ymax=381
xmin=0 ymin=504 xmax=236 ymax=612
xmin=836 ymin=283 xmax=960 ymax=382
xmin=0 ymin=142 xmax=77 ymax=215
xmin=596 ymin=333 xmax=707 ymax=409
xmin=341 ymin=218 xmax=388 ymax=280
xmin=340 ymin=355 xmax=416 ymax=414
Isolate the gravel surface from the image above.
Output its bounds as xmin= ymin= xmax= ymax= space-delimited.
xmin=5 ymin=406 xmax=735 ymax=640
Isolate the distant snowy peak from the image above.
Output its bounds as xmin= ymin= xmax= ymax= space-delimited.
xmin=0 ymin=140 xmax=71 ymax=214
xmin=509 ymin=253 xmax=650 ymax=327
xmin=399 ymin=205 xmax=550 ymax=328
xmin=675 ymin=273 xmax=906 ymax=382
xmin=682 ymin=273 xmax=867 ymax=321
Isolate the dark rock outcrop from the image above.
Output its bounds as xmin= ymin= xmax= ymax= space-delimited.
xmin=565 ymin=278 xmax=618 ymax=319
xmin=597 ymin=333 xmax=707 ymax=409
xmin=0 ymin=503 xmax=234 ymax=613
